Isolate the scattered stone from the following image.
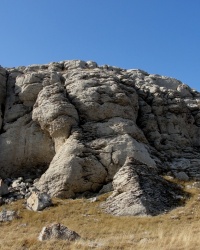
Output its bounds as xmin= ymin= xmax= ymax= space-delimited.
xmin=88 ymin=197 xmax=98 ymax=203
xmin=174 ymin=172 xmax=189 ymax=181
xmin=99 ymin=183 xmax=113 ymax=194
xmin=192 ymin=182 xmax=200 ymax=188
xmin=17 ymin=223 xmax=27 ymax=229
xmin=12 ymin=180 xmax=21 ymax=188
xmin=0 ymin=210 xmax=18 ymax=222
xmin=38 ymin=223 xmax=80 ymax=241
xmin=16 ymin=194 xmax=24 ymax=200
xmin=26 ymin=191 xmax=52 ymax=211
xmin=24 ymin=178 xmax=33 ymax=183
xmin=139 ymin=238 xmax=149 ymax=244
xmin=186 ymin=185 xmax=192 ymax=189
xmin=170 ymin=215 xmax=180 ymax=220
xmin=0 ymin=177 xmax=38 ymax=205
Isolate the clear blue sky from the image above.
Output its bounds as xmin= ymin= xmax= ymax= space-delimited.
xmin=1 ymin=0 xmax=200 ymax=91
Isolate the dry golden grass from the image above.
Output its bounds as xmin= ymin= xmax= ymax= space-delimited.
xmin=0 ymin=180 xmax=200 ymax=250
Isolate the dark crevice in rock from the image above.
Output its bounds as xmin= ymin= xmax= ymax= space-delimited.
xmin=10 ymin=164 xmax=49 ymax=180
xmin=0 ymin=104 xmax=5 ymax=133
xmin=136 ymin=166 xmax=186 ymax=215
xmin=102 ymin=158 xmax=188 ymax=216
xmin=0 ymin=71 xmax=9 ymax=133
xmin=4 ymin=109 xmax=32 ymax=125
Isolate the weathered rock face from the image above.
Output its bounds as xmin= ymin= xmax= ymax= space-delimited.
xmin=0 ymin=60 xmax=200 ymax=203
xmin=102 ymin=157 xmax=183 ymax=216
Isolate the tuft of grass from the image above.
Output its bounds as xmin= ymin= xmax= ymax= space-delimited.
xmin=0 ymin=181 xmax=200 ymax=249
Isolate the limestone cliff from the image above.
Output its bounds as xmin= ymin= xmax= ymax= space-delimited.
xmin=0 ymin=60 xmax=200 ymax=214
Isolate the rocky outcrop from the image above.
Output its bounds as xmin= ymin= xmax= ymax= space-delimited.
xmin=0 ymin=60 xmax=200 ymax=210
xmin=102 ymin=157 xmax=183 ymax=216
xmin=0 ymin=67 xmax=54 ymax=178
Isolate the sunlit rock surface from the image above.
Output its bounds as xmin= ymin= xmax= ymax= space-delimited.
xmin=0 ymin=60 xmax=200 ymax=215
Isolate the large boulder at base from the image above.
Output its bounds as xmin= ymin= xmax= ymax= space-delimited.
xmin=38 ymin=223 xmax=80 ymax=241
xmin=102 ymin=157 xmax=184 ymax=216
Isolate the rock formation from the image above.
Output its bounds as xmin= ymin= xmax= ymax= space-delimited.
xmin=0 ymin=60 xmax=200 ymax=214
xmin=101 ymin=157 xmax=183 ymax=216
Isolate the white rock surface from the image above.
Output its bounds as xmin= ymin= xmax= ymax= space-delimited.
xmin=26 ymin=192 xmax=52 ymax=211
xmin=0 ymin=60 xmax=200 ymax=206
xmin=102 ymin=157 xmax=183 ymax=216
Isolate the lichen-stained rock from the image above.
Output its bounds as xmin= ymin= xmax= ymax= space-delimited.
xmin=102 ymin=157 xmax=183 ymax=216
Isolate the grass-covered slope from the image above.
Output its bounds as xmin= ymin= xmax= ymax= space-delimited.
xmin=0 ymin=180 xmax=199 ymax=250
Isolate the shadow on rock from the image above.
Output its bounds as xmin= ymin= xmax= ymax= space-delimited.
xmin=101 ymin=157 xmax=187 ymax=216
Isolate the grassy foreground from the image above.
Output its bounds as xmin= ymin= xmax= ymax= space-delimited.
xmin=0 ymin=181 xmax=200 ymax=250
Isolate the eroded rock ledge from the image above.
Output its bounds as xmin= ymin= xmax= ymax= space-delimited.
xmin=0 ymin=60 xmax=200 ymax=215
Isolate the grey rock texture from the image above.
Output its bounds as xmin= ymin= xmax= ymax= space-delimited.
xmin=38 ymin=223 xmax=80 ymax=241
xmin=0 ymin=67 xmax=7 ymax=130
xmin=0 ymin=177 xmax=36 ymax=205
xmin=174 ymin=171 xmax=189 ymax=181
xmin=101 ymin=157 xmax=183 ymax=216
xmin=0 ymin=210 xmax=18 ymax=222
xmin=0 ymin=66 xmax=54 ymax=178
xmin=26 ymin=191 xmax=52 ymax=211
xmin=0 ymin=60 xmax=200 ymax=206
